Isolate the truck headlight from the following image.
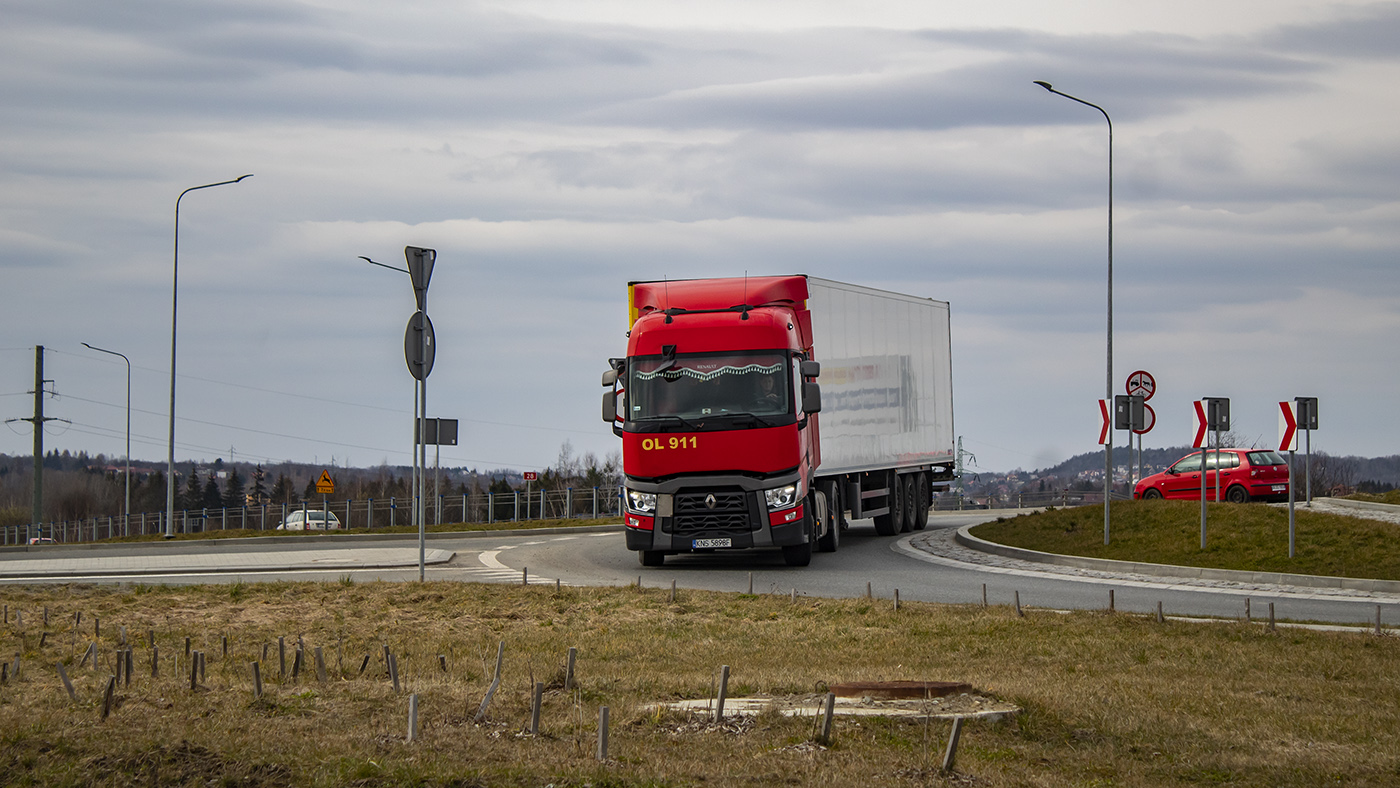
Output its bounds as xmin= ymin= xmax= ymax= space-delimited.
xmin=765 ymin=484 xmax=799 ymax=511
xmin=626 ymin=489 xmax=657 ymax=514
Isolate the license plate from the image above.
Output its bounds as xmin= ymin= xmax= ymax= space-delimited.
xmin=1271 ymin=485 xmax=1286 ymax=492
xmin=693 ymin=538 xmax=731 ymax=549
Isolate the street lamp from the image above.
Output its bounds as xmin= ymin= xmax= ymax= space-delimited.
xmin=82 ymin=343 xmax=131 ymax=535
xmin=1034 ymin=80 xmax=1114 ymax=545
xmin=167 ymin=175 xmax=252 ymax=539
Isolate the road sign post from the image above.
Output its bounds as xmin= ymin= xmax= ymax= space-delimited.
xmin=1279 ymin=401 xmax=1299 ymax=558
xmin=1295 ymin=397 xmax=1318 ymax=505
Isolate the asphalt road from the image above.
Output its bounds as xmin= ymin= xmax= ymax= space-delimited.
xmin=2 ymin=512 xmax=1395 ymax=629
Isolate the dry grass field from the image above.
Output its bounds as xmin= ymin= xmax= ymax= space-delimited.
xmin=1 ymin=580 xmax=1397 ymax=787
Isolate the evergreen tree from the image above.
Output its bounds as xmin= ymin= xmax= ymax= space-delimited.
xmin=302 ymin=477 xmax=318 ymax=501
xmin=250 ymin=465 xmax=268 ymax=504
xmin=223 ymin=467 xmax=246 ymax=508
xmin=270 ymin=473 xmax=294 ymax=505
xmin=202 ymin=476 xmax=223 ymax=509
xmin=181 ymin=470 xmax=203 ymax=511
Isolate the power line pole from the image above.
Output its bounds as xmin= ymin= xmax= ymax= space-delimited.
xmin=25 ymin=346 xmax=59 ymax=528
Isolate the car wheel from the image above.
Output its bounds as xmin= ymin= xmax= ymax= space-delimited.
xmin=1226 ymin=485 xmax=1250 ymax=504
xmin=1142 ymin=488 xmax=1163 ymax=500
xmin=638 ymin=550 xmax=666 ymax=567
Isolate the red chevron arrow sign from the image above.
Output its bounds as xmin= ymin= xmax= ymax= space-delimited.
xmin=1192 ymin=400 xmax=1209 ymax=448
xmin=1279 ymin=401 xmax=1299 ymax=452
xmin=1098 ymin=399 xmax=1110 ymax=445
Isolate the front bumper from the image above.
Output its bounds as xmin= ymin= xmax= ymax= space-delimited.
xmin=623 ymin=472 xmax=806 ymax=552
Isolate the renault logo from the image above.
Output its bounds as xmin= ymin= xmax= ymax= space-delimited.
xmin=704 ymin=494 xmax=717 ymax=509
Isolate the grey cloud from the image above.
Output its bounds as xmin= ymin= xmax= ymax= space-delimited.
xmin=1261 ymin=2 xmax=1400 ymax=59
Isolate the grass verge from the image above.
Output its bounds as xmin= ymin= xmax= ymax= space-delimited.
xmin=970 ymin=500 xmax=1400 ymax=580
xmin=1 ymin=581 xmax=1397 ymax=787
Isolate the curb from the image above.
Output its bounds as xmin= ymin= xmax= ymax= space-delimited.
xmin=953 ymin=526 xmax=1400 ymax=594
xmin=0 ymin=549 xmax=460 ymax=580
xmin=1315 ymin=497 xmax=1400 ymax=514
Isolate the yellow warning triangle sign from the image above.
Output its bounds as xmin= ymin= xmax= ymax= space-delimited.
xmin=315 ymin=470 xmax=335 ymax=494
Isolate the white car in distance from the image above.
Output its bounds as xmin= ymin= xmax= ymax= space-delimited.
xmin=275 ymin=510 xmax=342 ymax=531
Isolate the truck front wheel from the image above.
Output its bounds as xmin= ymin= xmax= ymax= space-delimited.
xmin=782 ymin=508 xmax=814 ymax=566
xmin=815 ymin=488 xmax=839 ymax=553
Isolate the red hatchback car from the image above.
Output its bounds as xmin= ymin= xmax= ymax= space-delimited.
xmin=1134 ymin=449 xmax=1290 ymax=503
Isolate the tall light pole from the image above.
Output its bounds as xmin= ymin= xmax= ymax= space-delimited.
xmin=1035 ymin=80 xmax=1114 ymax=544
xmin=82 ymin=343 xmax=131 ymax=536
xmin=167 ymin=175 xmax=252 ymax=538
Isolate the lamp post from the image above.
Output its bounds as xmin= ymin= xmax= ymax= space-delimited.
xmin=1034 ymin=80 xmax=1114 ymax=545
xmin=82 ymin=343 xmax=131 ymax=536
xmin=166 ymin=175 xmax=252 ymax=539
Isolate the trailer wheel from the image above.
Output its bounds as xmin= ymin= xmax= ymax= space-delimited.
xmin=900 ymin=475 xmax=918 ymax=533
xmin=815 ymin=488 xmax=839 ymax=553
xmin=638 ymin=550 xmax=665 ymax=567
xmin=873 ymin=472 xmax=902 ymax=536
xmin=913 ymin=474 xmax=929 ymax=531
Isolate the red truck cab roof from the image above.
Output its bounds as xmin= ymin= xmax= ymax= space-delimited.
xmin=627 ymin=276 xmax=814 ymax=355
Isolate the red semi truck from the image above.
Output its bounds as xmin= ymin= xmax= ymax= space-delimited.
xmin=601 ymin=275 xmax=955 ymax=566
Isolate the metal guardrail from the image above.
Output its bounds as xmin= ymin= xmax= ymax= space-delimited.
xmin=2 ymin=486 xmax=626 ymax=546
xmin=933 ymin=490 xmax=1132 ymax=511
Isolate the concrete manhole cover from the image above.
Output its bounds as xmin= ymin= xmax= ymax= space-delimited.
xmin=828 ymin=681 xmax=972 ymax=699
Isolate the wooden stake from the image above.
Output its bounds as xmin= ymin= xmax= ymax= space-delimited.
xmin=292 ymin=649 xmax=302 ymax=681
xmin=124 ymin=649 xmax=132 ymax=687
xmin=1108 ymin=589 xmax=1115 ymax=612
xmin=251 ymin=662 xmax=263 ymax=699
xmin=1245 ymin=597 xmax=1251 ymax=622
xmin=981 ymin=583 xmax=987 ymax=608
xmin=894 ymin=589 xmax=900 ymax=612
xmin=189 ymin=653 xmax=199 ymax=690
xmin=530 ymin=681 xmax=544 ymax=735
xmin=437 ymin=654 xmax=447 ymax=673
xmin=669 ymin=580 xmax=676 ymax=603
xmin=278 ymin=637 xmax=286 ymax=679
xmin=473 ymin=641 xmax=505 ymax=722
xmin=522 ymin=567 xmax=528 ymax=586
xmin=57 ymin=661 xmax=78 ymax=702
xmin=791 ymin=588 xmax=797 ymax=604
xmin=1269 ymin=602 xmax=1276 ymax=632
xmin=941 ymin=716 xmax=965 ymax=772
xmin=407 ymin=694 xmax=419 ymax=742
xmin=819 ymin=692 xmax=836 ymax=744
xmin=358 ymin=654 xmax=371 ymax=675
xmin=747 ymin=573 xmax=753 ymax=594
xmin=565 ymin=646 xmax=577 ymax=690
xmin=597 ymin=706 xmax=610 ymax=761
xmin=715 ymin=665 xmax=730 ymax=722
xmin=866 ymin=581 xmax=872 ymax=599
xmin=101 ymin=675 xmax=116 ymax=720
xmin=151 ymin=645 xmax=159 ymax=679
xmin=1014 ymin=591 xmax=1023 ymax=617
xmin=1157 ymin=601 xmax=1164 ymax=623
xmin=388 ymin=653 xmax=400 ymax=693
xmin=1377 ymin=605 xmax=1383 ymax=636
xmin=314 ymin=647 xmax=327 ymax=684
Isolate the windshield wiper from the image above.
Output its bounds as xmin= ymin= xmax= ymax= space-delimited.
xmin=717 ymin=411 xmax=778 ymax=427
xmin=636 ymin=415 xmax=701 ymax=430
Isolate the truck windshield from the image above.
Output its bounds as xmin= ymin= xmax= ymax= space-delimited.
xmin=629 ymin=352 xmax=789 ymax=423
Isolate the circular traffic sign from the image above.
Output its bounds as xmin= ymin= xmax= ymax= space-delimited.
xmin=1126 ymin=370 xmax=1156 ymax=401
xmin=1133 ymin=403 xmax=1156 ymax=435
xmin=404 ymin=311 xmax=436 ymax=380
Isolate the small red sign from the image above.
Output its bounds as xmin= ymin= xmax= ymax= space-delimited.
xmin=1125 ymin=370 xmax=1156 ymax=401
xmin=523 ymin=471 xmax=539 ymax=481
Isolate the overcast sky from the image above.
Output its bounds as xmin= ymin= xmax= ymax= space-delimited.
xmin=3 ymin=0 xmax=1399 ymax=481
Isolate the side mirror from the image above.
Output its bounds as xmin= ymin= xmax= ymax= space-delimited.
xmin=602 ymin=369 xmax=618 ymax=387
xmin=602 ymin=391 xmax=617 ymax=423
xmin=802 ymin=382 xmax=822 ymax=414
xmin=801 ymin=360 xmax=821 ymax=378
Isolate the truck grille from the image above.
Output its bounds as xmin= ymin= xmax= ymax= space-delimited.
xmin=671 ymin=490 xmax=754 ymax=537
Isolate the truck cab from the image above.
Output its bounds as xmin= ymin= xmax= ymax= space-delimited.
xmin=602 ymin=277 xmax=824 ymax=566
